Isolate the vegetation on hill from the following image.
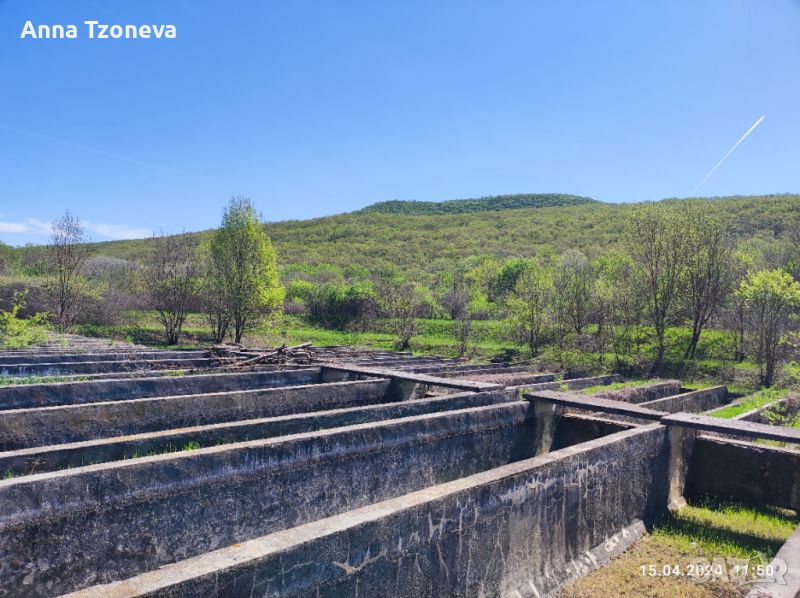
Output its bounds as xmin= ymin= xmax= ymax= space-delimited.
xmin=14 ymin=194 xmax=796 ymax=287
xmin=4 ymin=192 xmax=800 ymax=389
xmin=357 ymin=193 xmax=596 ymax=215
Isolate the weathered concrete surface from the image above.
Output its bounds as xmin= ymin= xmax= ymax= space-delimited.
xmin=594 ymin=379 xmax=682 ymax=403
xmin=663 ymin=412 xmax=800 ymax=445
xmin=454 ymin=372 xmax=556 ymax=386
xmin=0 ymin=402 xmax=546 ymax=596
xmin=746 ymin=524 xmax=800 ymax=598
xmin=0 ymin=379 xmax=392 ymax=450
xmin=0 ymin=389 xmax=518 ymax=475
xmin=525 ymin=389 xmax=667 ymax=421
xmin=552 ymin=413 xmax=634 ymax=450
xmin=640 ymin=385 xmax=728 ymax=413
xmin=0 ymin=368 xmax=321 ymax=410
xmin=521 ymin=374 xmax=622 ymax=393
xmin=67 ymin=425 xmax=669 ymax=598
xmin=319 ymin=363 xmax=503 ymax=394
xmin=0 ymin=350 xmax=207 ymax=365
xmin=686 ymin=435 xmax=800 ymax=511
xmin=0 ymin=357 xmax=218 ymax=377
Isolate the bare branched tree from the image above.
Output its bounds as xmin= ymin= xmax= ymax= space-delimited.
xmin=47 ymin=211 xmax=90 ymax=331
xmin=143 ymin=233 xmax=199 ymax=345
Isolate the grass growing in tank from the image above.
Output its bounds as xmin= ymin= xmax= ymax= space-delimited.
xmin=709 ymin=388 xmax=788 ymax=419
xmin=0 ymin=374 xmax=91 ymax=386
xmin=561 ymin=500 xmax=799 ymax=598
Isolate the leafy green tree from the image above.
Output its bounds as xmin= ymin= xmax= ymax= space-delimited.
xmin=592 ymin=254 xmax=640 ymax=369
xmin=682 ymin=205 xmax=735 ymax=358
xmin=736 ymin=269 xmax=800 ymax=386
xmin=507 ymin=260 xmax=553 ymax=353
xmin=494 ymin=258 xmax=530 ymax=298
xmin=208 ymin=197 xmax=284 ymax=344
xmin=555 ymin=249 xmax=594 ymax=335
xmin=627 ymin=203 xmax=687 ymax=371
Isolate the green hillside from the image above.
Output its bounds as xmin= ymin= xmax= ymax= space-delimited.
xmin=12 ymin=194 xmax=800 ymax=285
xmin=357 ymin=193 xmax=597 ymax=215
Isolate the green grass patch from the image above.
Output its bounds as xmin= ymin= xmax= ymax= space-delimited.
xmin=652 ymin=501 xmax=797 ymax=561
xmin=562 ymin=500 xmax=798 ymax=598
xmin=710 ymin=388 xmax=787 ymax=419
xmin=0 ymin=375 xmax=90 ymax=387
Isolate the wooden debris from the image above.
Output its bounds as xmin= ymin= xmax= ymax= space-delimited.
xmin=210 ymin=342 xmax=315 ymax=367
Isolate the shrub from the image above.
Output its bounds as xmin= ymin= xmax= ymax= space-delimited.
xmin=0 ymin=290 xmax=49 ymax=349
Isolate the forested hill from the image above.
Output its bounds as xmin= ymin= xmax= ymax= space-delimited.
xmin=357 ymin=193 xmax=597 ymax=215
xmin=11 ymin=194 xmax=800 ymax=284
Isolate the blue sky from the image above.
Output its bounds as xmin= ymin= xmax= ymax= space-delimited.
xmin=1 ymin=1 xmax=799 ymax=244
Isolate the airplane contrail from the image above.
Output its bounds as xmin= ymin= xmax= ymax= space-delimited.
xmin=692 ymin=115 xmax=765 ymax=194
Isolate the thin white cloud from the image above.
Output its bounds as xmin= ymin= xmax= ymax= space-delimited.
xmin=0 ymin=222 xmax=28 ymax=234
xmin=0 ymin=218 xmax=151 ymax=240
xmin=84 ymin=222 xmax=151 ymax=240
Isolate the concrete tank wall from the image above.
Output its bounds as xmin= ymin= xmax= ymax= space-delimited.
xmin=70 ymin=424 xmax=670 ymax=598
xmin=686 ymin=435 xmax=800 ymax=511
xmin=0 ymin=368 xmax=322 ymax=410
xmin=0 ymin=379 xmax=391 ymax=450
xmin=0 ymin=402 xmax=546 ymax=596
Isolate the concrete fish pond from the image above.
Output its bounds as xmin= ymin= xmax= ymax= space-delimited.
xmin=0 ymin=340 xmax=797 ymax=597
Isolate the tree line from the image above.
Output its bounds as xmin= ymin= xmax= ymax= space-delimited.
xmin=3 ymin=198 xmax=800 ymax=387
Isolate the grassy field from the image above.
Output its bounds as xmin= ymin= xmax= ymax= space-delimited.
xmin=67 ymin=310 xmax=766 ymax=391
xmin=561 ymin=501 xmax=799 ymax=598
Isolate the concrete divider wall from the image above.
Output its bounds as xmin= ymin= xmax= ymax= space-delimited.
xmin=686 ymin=435 xmax=800 ymax=511
xmin=517 ymin=374 xmax=622 ymax=393
xmin=0 ymin=402 xmax=544 ymax=596
xmin=0 ymin=389 xmax=518 ymax=475
xmin=552 ymin=413 xmax=634 ymax=450
xmin=0 ymin=368 xmax=321 ymax=410
xmin=0 ymin=350 xmax=207 ymax=365
xmin=0 ymin=379 xmax=392 ymax=450
xmin=640 ymin=386 xmax=728 ymax=414
xmin=595 ymin=380 xmax=681 ymax=403
xmin=73 ymin=424 xmax=670 ymax=598
xmin=0 ymin=357 xmax=217 ymax=377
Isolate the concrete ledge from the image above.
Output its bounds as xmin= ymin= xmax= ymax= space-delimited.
xmin=0 ymin=368 xmax=321 ymax=410
xmin=0 ymin=379 xmax=392 ymax=450
xmin=319 ymin=363 xmax=503 ymax=393
xmin=0 ymin=389 xmax=518 ymax=475
xmin=65 ymin=424 xmax=669 ymax=598
xmin=0 ymin=350 xmax=208 ymax=365
xmin=525 ymin=390 xmax=667 ymax=421
xmin=0 ymin=357 xmax=218 ymax=377
xmin=746 ymin=524 xmax=800 ymax=598
xmin=594 ymin=380 xmax=682 ymax=403
xmin=520 ymin=374 xmax=622 ymax=393
xmin=640 ymin=386 xmax=728 ymax=413
xmin=0 ymin=402 xmax=541 ymax=595
xmin=662 ymin=413 xmax=800 ymax=444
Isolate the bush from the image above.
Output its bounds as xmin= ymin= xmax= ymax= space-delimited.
xmin=307 ymin=281 xmax=378 ymax=330
xmin=0 ymin=290 xmax=49 ymax=349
